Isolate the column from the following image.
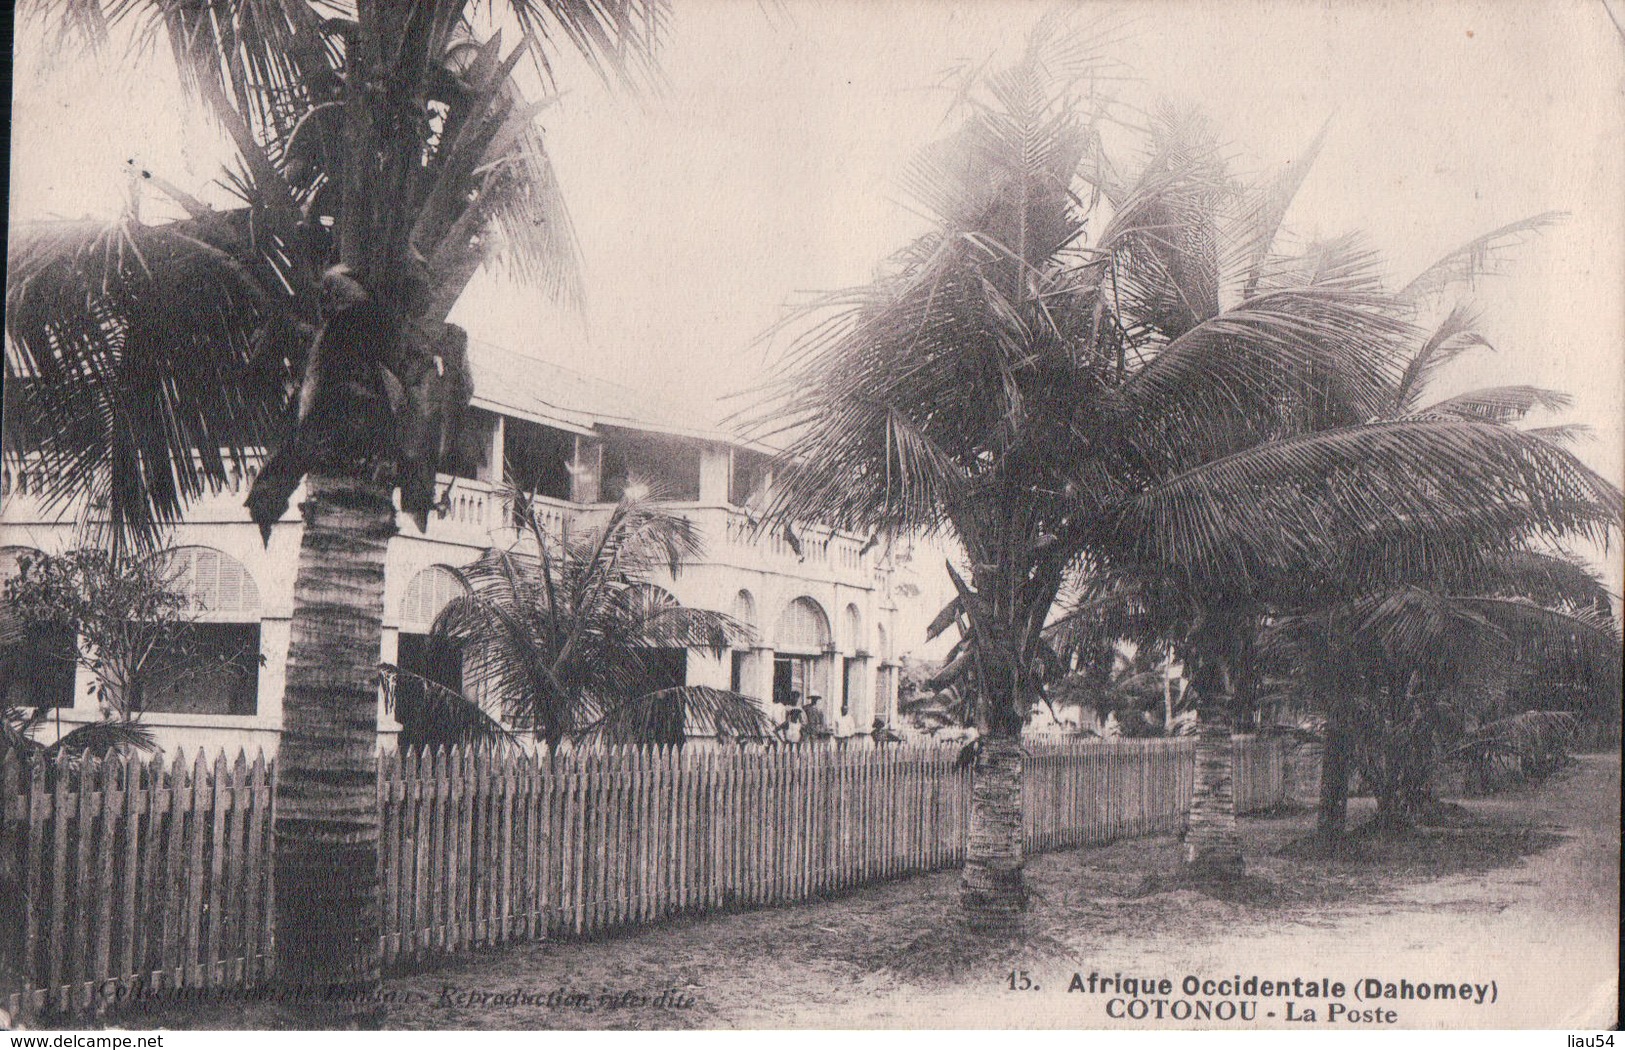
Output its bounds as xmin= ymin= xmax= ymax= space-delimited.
xmin=698 ymin=444 xmax=731 ymax=504
xmin=378 ymin=626 xmax=403 ymax=744
xmin=486 ymin=414 xmax=506 ymax=485
xmin=256 ymin=618 xmax=291 ymax=730
xmin=571 ymin=436 xmax=603 ymax=504
xmin=752 ymin=646 xmax=779 ymax=724
xmin=849 ymin=655 xmax=872 ymax=728
xmin=815 ymin=650 xmax=841 ymax=736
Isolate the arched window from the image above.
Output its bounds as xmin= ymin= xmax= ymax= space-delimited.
xmin=876 ymin=623 xmax=891 ymax=662
xmin=615 ymin=584 xmax=687 ymax=725
xmin=844 ymin=604 xmax=863 ymax=653
xmin=731 ymin=589 xmax=757 ymax=627
xmin=146 ymin=547 xmax=262 ymax=716
xmin=728 ymin=590 xmax=759 ymax=694
xmin=399 ymin=564 xmax=469 ymax=631
xmin=774 ymin=596 xmax=831 ymax=654
xmin=161 ymin=546 xmax=261 ymax=621
xmin=393 ymin=565 xmax=474 ymax=750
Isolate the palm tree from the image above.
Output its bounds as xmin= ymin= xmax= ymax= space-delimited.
xmin=1271 ymin=547 xmax=1619 ymax=836
xmin=6 ymin=0 xmax=661 ymax=1004
xmin=1020 ymin=166 xmax=1624 ymax=877
xmin=758 ymin=23 xmax=1620 ymax=922
xmin=426 ymin=489 xmax=774 ymax=751
xmin=1261 ymin=255 xmax=1622 ymax=842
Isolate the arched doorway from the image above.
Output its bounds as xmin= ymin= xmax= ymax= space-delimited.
xmin=393 ymin=565 xmax=472 ymax=748
xmin=773 ymin=596 xmax=831 ymax=713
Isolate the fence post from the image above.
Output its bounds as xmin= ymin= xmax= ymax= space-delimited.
xmin=223 ymin=751 xmax=247 ymax=985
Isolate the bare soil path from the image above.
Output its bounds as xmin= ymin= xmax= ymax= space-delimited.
xmin=114 ymin=753 xmax=1619 ymax=1030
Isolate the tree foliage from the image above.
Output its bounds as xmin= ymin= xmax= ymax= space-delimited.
xmin=0 ymin=547 xmax=253 ymax=718
xmin=6 ymin=0 xmax=664 ymax=549
xmin=757 ymin=19 xmax=1619 ymax=891
xmin=1268 ymin=548 xmax=1620 ymax=827
xmin=10 ymin=1 xmax=669 ymax=999
xmin=427 ymin=488 xmax=775 ymax=750
xmin=759 ymin=22 xmax=1618 ymax=737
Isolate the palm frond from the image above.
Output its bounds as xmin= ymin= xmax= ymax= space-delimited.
xmin=46 ymin=719 xmax=159 ymax=759
xmin=1452 ymin=709 xmax=1579 ymax=762
xmin=575 ymin=685 xmax=775 ymax=746
xmin=5 ymin=214 xmax=298 ymax=548
xmin=379 ymin=662 xmax=517 ymax=750
xmin=1456 ymin=595 xmax=1621 ymax=645
xmin=924 ymin=595 xmax=966 ymax=643
xmin=1117 ymin=285 xmax=1413 ymax=453
xmin=105 ymin=0 xmax=337 ymax=151
xmin=1222 ymin=118 xmax=1330 ymax=304
xmin=628 ymin=603 xmax=752 ymax=653
xmin=1117 ymin=419 xmax=1622 ymax=591
xmin=1470 ymin=548 xmax=1614 ymax=611
xmin=1096 ymin=106 xmax=1231 ymax=340
xmin=499 ymin=0 xmax=667 ymax=90
xmin=1399 ymin=212 xmax=1566 ymax=303
xmin=415 ymin=36 xmax=582 ymax=315
xmin=1351 ymin=585 xmax=1501 ymax=669
xmin=1525 ymin=423 xmax=1593 ymax=447
xmin=1390 ymin=305 xmax=1491 ymax=415
xmin=1411 ymin=385 xmax=1573 ymax=424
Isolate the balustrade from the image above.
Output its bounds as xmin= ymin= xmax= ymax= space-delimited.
xmin=712 ymin=507 xmax=871 ymax=579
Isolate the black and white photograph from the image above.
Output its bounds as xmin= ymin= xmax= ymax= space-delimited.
xmin=1 ymin=0 xmax=1620 ymax=1035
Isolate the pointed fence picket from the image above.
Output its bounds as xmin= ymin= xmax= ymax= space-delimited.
xmin=1 ymin=748 xmax=278 ymax=1016
xmin=3 ymin=735 xmax=1287 ymax=1020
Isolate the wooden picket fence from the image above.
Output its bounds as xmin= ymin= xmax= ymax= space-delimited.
xmin=2 ymin=751 xmax=277 ymax=1017
xmin=375 ymin=742 xmax=971 ymax=963
xmin=1232 ymin=732 xmax=1291 ymax=813
xmin=3 ymin=735 xmax=1287 ymax=1018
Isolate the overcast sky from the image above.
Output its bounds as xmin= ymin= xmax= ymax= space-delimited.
xmin=10 ymin=0 xmax=1623 ymax=566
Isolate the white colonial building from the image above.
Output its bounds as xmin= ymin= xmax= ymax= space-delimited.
xmin=0 ymin=341 xmax=906 ymax=754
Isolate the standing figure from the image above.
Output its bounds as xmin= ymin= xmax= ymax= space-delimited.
xmin=803 ymin=695 xmax=831 ymax=743
xmin=781 ymin=692 xmax=805 ymax=744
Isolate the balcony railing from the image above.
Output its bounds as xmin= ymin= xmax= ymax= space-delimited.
xmin=3 ymin=459 xmax=877 ymax=585
xmin=713 ymin=505 xmax=871 ymax=580
xmin=424 ymin=479 xmax=572 ymax=545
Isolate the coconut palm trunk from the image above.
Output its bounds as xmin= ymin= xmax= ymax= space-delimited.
xmin=1185 ymin=705 xmax=1243 ymax=876
xmin=1180 ymin=628 xmax=1249 ymax=877
xmin=1316 ymin=699 xmax=1354 ymax=842
xmin=962 ymin=726 xmax=1025 ymax=928
xmin=953 ymin=551 xmax=1059 ymax=928
xmin=273 ymin=475 xmax=395 ymax=1004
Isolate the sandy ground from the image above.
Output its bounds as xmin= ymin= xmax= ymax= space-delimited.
xmin=107 ymin=753 xmax=1619 ymax=1031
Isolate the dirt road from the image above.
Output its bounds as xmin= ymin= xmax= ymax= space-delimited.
xmin=793 ymin=752 xmax=1620 ymax=1031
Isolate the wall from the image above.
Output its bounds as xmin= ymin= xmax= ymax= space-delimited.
xmin=3 ymin=473 xmax=904 ymax=754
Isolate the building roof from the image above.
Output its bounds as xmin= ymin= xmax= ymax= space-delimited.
xmin=467 ymin=338 xmax=777 ymax=453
